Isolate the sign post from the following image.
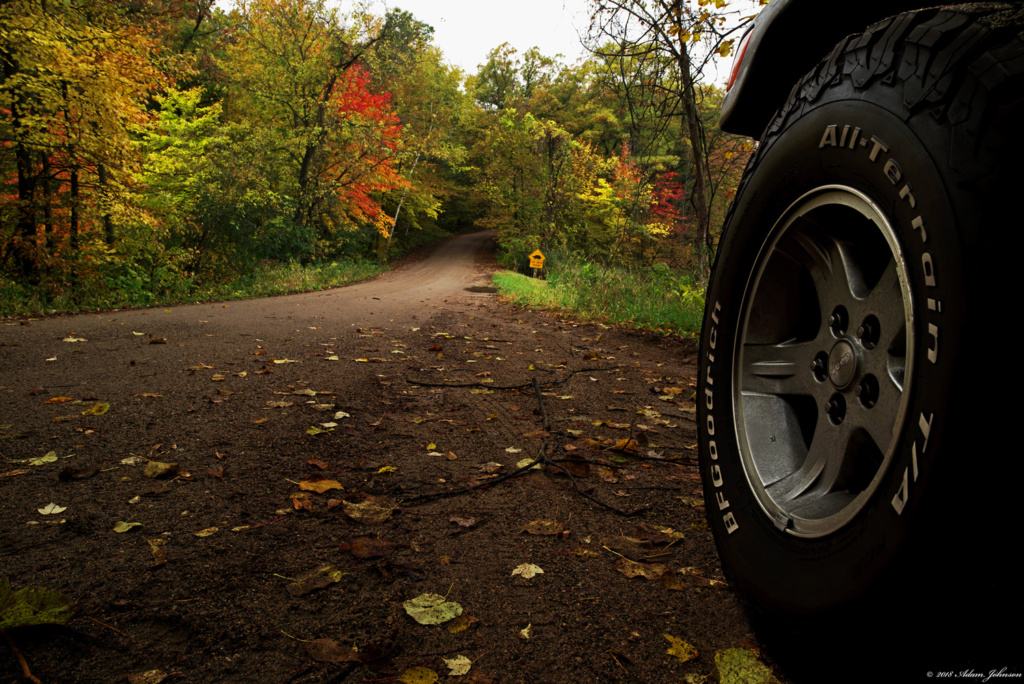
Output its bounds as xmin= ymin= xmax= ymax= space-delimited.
xmin=529 ymin=249 xmax=545 ymax=278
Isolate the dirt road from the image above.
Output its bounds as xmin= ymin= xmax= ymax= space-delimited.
xmin=0 ymin=232 xmax=767 ymax=683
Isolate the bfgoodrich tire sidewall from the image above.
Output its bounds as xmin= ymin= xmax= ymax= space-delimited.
xmin=699 ymin=96 xmax=966 ymax=618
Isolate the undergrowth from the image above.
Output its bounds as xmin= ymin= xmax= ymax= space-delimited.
xmin=0 ymin=259 xmax=383 ymax=318
xmin=493 ymin=260 xmax=705 ymax=335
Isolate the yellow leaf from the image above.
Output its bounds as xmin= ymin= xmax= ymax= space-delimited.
xmin=81 ymin=402 xmax=109 ymax=416
xmin=300 ymin=477 xmax=343 ymax=493
xmin=664 ymin=634 xmax=698 ymax=663
xmin=398 ymin=667 xmax=438 ymax=684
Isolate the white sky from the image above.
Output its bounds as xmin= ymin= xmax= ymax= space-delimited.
xmin=376 ymin=0 xmax=594 ymax=74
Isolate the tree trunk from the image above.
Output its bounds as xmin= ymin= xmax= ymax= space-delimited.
xmin=675 ymin=42 xmax=712 ymax=276
xmin=98 ymin=163 xmax=114 ymax=245
xmin=15 ymin=140 xmax=38 ymax=281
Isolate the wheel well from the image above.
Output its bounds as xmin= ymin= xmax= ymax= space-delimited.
xmin=721 ymin=0 xmax=941 ymax=139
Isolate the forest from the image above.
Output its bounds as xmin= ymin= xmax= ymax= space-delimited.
xmin=0 ymin=0 xmax=757 ymax=323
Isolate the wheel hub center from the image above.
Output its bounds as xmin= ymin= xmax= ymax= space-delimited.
xmin=828 ymin=340 xmax=857 ymax=389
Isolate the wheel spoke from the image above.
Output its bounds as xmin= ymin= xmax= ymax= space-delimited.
xmin=860 ymin=258 xmax=906 ymax=352
xmin=741 ymin=340 xmax=822 ymax=396
xmin=765 ymin=411 xmax=833 ymax=502
xmin=785 ymin=224 xmax=860 ymax=307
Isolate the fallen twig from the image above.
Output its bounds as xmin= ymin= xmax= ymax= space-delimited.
xmin=84 ymin=615 xmax=128 ymax=638
xmin=2 ymin=629 xmax=41 ymax=684
xmin=404 ymin=365 xmax=621 ymax=391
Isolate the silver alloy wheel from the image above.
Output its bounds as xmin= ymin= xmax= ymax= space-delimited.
xmin=733 ymin=186 xmax=915 ymax=538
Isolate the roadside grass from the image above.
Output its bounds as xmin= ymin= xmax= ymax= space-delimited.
xmin=0 ymin=259 xmax=383 ymax=318
xmin=493 ymin=260 xmax=705 ymax=336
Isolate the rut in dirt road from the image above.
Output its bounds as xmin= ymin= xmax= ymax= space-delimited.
xmin=0 ymin=232 xmax=782 ymax=684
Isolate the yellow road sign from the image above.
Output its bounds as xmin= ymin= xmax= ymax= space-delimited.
xmin=529 ymin=249 xmax=545 ymax=269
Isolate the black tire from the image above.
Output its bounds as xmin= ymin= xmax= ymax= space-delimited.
xmin=699 ymin=6 xmax=1024 ymax=622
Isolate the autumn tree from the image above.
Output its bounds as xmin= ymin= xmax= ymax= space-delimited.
xmin=362 ymin=11 xmax=472 ymax=250
xmin=222 ymin=0 xmax=404 ymax=256
xmin=587 ymin=0 xmax=757 ymax=272
xmin=1 ymin=0 xmax=166 ymax=285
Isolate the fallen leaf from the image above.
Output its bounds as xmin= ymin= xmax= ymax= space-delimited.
xmin=273 ymin=358 xmax=298 ymax=364
xmin=478 ymin=462 xmax=503 ymax=474
xmin=291 ymin=492 xmax=313 ymax=511
xmin=403 ymin=593 xmax=463 ymax=625
xmin=334 ymin=411 xmax=350 ymax=419
xmin=194 ymin=527 xmax=218 ymax=537
xmin=37 ymin=503 xmax=66 ymax=515
xmin=0 ymin=578 xmax=74 ymax=629
xmin=126 ymin=670 xmax=167 ymax=684
xmin=28 ymin=452 xmax=58 ymax=466
xmin=42 ymin=396 xmax=73 ymax=404
xmin=664 ymin=634 xmax=698 ymax=664
xmin=715 ymin=648 xmax=781 ymax=684
xmin=132 ymin=393 xmax=163 ymax=398
xmin=291 ymin=388 xmax=318 ymax=396
xmin=345 ymin=537 xmax=396 ymax=559
xmin=511 ymin=563 xmax=543 ymax=579
xmin=267 ymin=400 xmax=293 ymax=408
xmin=449 ymin=516 xmax=477 ymax=528
xmin=306 ymin=426 xmax=333 ymax=436
xmin=342 ymin=496 xmax=397 ymax=524
xmin=521 ymin=520 xmax=565 ymax=536
xmin=660 ymin=572 xmax=687 ymax=591
xmin=305 ymin=638 xmax=359 ymax=663
xmin=300 ymin=476 xmax=343 ymax=493
xmin=444 ymin=655 xmax=472 ymax=676
xmin=113 ymin=521 xmax=142 ymax=533
xmin=287 ymin=565 xmax=344 ymax=596
xmin=62 ymin=337 xmax=86 ymax=342
xmin=211 ymin=374 xmax=227 ymax=382
xmin=447 ymin=615 xmax=479 ymax=636
xmin=81 ymin=402 xmax=109 ymax=416
xmin=0 ymin=469 xmax=29 ymax=478
xmin=144 ymin=461 xmax=180 ymax=479
xmin=148 ymin=539 xmax=168 ymax=568
xmin=515 ymin=458 xmax=542 ymax=471
xmin=615 ymin=558 xmax=670 ymax=580
xmin=398 ymin=667 xmax=438 ymax=684
xmin=149 ymin=337 xmax=167 ymax=345
xmin=519 ymin=624 xmax=533 ymax=639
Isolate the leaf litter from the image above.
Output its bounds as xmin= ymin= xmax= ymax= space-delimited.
xmin=403 ymin=593 xmax=463 ymax=625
